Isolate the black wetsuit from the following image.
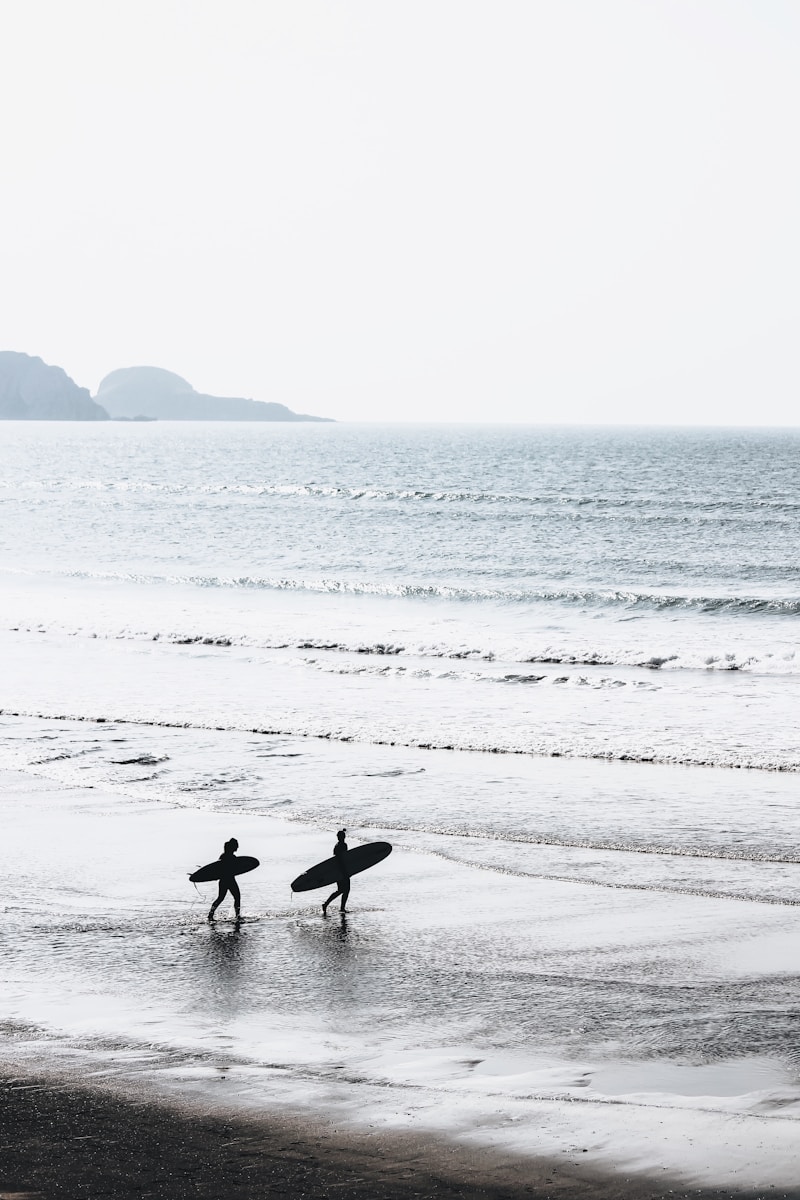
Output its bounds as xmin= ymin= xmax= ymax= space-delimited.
xmin=323 ymin=839 xmax=350 ymax=912
xmin=208 ymin=850 xmax=241 ymax=919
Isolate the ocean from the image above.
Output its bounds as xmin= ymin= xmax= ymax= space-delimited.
xmin=1 ymin=420 xmax=799 ymax=1188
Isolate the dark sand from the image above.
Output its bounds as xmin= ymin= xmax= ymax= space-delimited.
xmin=1 ymin=1074 xmax=798 ymax=1200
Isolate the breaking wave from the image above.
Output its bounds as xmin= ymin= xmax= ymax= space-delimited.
xmin=5 ymin=475 xmax=800 ymax=514
xmin=53 ymin=568 xmax=800 ymax=616
xmin=4 ymin=705 xmax=800 ymax=774
xmin=6 ymin=616 xmax=797 ymax=674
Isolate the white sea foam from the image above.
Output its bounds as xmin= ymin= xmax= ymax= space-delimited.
xmin=2 ymin=422 xmax=800 ymax=1189
xmin=1 ymin=760 xmax=798 ymax=1190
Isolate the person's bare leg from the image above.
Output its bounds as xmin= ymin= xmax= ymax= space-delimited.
xmin=322 ymin=886 xmax=341 ymax=914
xmin=231 ymin=879 xmax=241 ymax=920
xmin=340 ymin=880 xmax=351 ymax=913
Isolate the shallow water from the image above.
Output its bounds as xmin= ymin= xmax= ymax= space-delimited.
xmin=3 ymin=725 xmax=800 ymax=1090
xmin=1 ymin=421 xmax=799 ymax=1185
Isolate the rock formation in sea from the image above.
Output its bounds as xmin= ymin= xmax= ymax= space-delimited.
xmin=0 ymin=352 xmax=109 ymax=420
xmin=95 ymin=366 xmax=332 ymax=421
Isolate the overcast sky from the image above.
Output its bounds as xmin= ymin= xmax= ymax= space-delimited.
xmin=2 ymin=1 xmax=799 ymax=423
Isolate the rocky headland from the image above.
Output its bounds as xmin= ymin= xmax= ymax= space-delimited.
xmin=95 ymin=366 xmax=332 ymax=421
xmin=0 ymin=353 xmax=332 ymax=421
xmin=0 ymin=352 xmax=108 ymax=420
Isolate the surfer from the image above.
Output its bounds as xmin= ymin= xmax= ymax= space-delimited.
xmin=322 ymin=829 xmax=350 ymax=914
xmin=208 ymin=837 xmax=241 ymax=922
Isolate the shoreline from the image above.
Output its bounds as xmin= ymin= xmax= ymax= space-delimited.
xmin=1 ymin=742 xmax=799 ymax=1196
xmin=5 ymin=699 xmax=800 ymax=776
xmin=3 ymin=1069 xmax=794 ymax=1200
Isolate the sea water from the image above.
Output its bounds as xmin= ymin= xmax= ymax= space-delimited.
xmin=3 ymin=421 xmax=800 ymax=763
xmin=1 ymin=421 xmax=799 ymax=1184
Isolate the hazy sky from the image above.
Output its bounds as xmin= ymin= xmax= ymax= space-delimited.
xmin=2 ymin=1 xmax=799 ymax=423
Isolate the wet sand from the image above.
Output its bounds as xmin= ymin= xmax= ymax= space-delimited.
xmin=3 ymin=1072 xmax=796 ymax=1200
xmin=1 ymin=750 xmax=799 ymax=1196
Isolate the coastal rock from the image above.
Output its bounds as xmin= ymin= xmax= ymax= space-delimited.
xmin=0 ymin=352 xmax=109 ymax=420
xmin=95 ymin=366 xmax=332 ymax=421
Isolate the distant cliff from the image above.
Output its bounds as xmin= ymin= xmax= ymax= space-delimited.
xmin=0 ymin=352 xmax=109 ymax=420
xmin=95 ymin=366 xmax=332 ymax=421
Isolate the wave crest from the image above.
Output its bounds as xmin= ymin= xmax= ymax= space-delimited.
xmin=4 ymin=706 xmax=800 ymax=774
xmin=57 ymin=568 xmax=800 ymax=616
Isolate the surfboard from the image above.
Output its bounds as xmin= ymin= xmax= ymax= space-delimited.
xmin=189 ymin=855 xmax=260 ymax=883
xmin=291 ymin=842 xmax=392 ymax=893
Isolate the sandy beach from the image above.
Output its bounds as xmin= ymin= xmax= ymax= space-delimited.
xmin=5 ymin=0 xmax=800 ymax=1183
xmin=5 ymin=1070 xmax=800 ymax=1200
xmin=1 ymin=742 xmax=799 ymax=1198
xmin=2 ymin=422 xmax=800 ymax=1196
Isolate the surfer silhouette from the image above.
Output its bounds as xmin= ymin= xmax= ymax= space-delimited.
xmin=208 ymin=838 xmax=241 ymax=922
xmin=322 ymin=829 xmax=350 ymax=915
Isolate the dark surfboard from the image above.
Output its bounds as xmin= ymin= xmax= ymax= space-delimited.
xmin=291 ymin=842 xmax=392 ymax=893
xmin=189 ymin=855 xmax=260 ymax=883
